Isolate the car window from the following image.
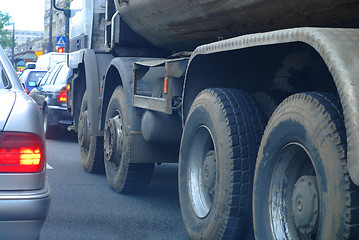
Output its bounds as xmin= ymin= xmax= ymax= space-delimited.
xmin=49 ymin=65 xmax=64 ymax=85
xmin=28 ymin=72 xmax=46 ymax=84
xmin=40 ymin=65 xmax=62 ymax=86
xmin=0 ymin=63 xmax=10 ymax=89
xmin=39 ymin=70 xmax=51 ymax=85
xmin=53 ymin=64 xmax=70 ymax=85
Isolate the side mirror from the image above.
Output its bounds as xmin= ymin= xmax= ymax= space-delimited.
xmin=28 ymin=81 xmax=37 ymax=87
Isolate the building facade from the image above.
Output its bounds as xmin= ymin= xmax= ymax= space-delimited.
xmin=6 ymin=0 xmax=69 ymax=69
xmin=5 ymin=30 xmax=44 ymax=56
xmin=14 ymin=30 xmax=43 ymax=46
xmin=43 ymin=0 xmax=68 ymax=52
xmin=14 ymin=30 xmax=44 ymax=53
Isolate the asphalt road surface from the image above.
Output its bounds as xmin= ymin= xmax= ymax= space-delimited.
xmin=40 ymin=132 xmax=189 ymax=240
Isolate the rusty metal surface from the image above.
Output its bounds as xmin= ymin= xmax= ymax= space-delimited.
xmin=185 ymin=27 xmax=359 ymax=185
xmin=115 ymin=0 xmax=359 ymax=50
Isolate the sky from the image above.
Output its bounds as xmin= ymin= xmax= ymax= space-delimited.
xmin=0 ymin=0 xmax=45 ymax=31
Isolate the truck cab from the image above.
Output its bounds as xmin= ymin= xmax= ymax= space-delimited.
xmin=69 ymin=0 xmax=106 ymax=52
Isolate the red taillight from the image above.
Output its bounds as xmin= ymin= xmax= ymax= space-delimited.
xmin=0 ymin=133 xmax=45 ymax=173
xmin=57 ymin=89 xmax=67 ymax=102
xmin=26 ymin=88 xmax=29 ymax=95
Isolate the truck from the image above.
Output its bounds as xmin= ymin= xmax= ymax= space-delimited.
xmin=58 ymin=0 xmax=359 ymax=239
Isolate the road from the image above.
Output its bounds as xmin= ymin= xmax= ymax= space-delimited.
xmin=40 ymin=132 xmax=189 ymax=240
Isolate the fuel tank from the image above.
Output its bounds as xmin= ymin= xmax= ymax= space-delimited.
xmin=114 ymin=0 xmax=359 ymax=50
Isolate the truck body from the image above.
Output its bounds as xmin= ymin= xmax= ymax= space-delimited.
xmin=64 ymin=0 xmax=359 ymax=239
xmin=36 ymin=52 xmax=68 ymax=70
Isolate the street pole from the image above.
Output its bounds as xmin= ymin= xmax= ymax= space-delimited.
xmin=53 ymin=0 xmax=71 ymax=53
xmin=65 ymin=0 xmax=70 ymax=53
xmin=48 ymin=0 xmax=53 ymax=52
xmin=11 ymin=24 xmax=15 ymax=67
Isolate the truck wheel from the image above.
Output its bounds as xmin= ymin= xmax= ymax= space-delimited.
xmin=104 ymin=86 xmax=154 ymax=193
xmin=43 ymin=105 xmax=58 ymax=139
xmin=179 ymin=88 xmax=265 ymax=239
xmin=78 ymin=91 xmax=104 ymax=173
xmin=253 ymin=92 xmax=359 ymax=239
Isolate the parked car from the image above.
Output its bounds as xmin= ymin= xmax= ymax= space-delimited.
xmin=30 ymin=62 xmax=73 ymax=139
xmin=0 ymin=45 xmax=50 ymax=239
xmin=19 ymin=69 xmax=47 ymax=94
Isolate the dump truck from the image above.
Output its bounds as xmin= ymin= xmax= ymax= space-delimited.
xmin=61 ymin=0 xmax=359 ymax=239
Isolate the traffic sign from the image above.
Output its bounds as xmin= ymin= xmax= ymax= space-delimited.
xmin=56 ymin=37 xmax=66 ymax=46
xmin=34 ymin=51 xmax=44 ymax=58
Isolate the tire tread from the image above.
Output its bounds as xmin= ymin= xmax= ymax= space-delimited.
xmin=104 ymin=86 xmax=154 ymax=194
xmin=78 ymin=91 xmax=105 ymax=173
xmin=201 ymin=88 xmax=265 ymax=239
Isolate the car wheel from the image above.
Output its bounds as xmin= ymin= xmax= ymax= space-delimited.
xmin=78 ymin=91 xmax=104 ymax=173
xmin=43 ymin=105 xmax=58 ymax=139
xmin=253 ymin=92 xmax=359 ymax=239
xmin=104 ymin=86 xmax=154 ymax=193
xmin=179 ymin=88 xmax=265 ymax=239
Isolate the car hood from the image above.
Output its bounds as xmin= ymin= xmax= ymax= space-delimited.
xmin=0 ymin=90 xmax=16 ymax=131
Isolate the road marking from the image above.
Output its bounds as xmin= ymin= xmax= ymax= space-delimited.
xmin=47 ymin=164 xmax=54 ymax=170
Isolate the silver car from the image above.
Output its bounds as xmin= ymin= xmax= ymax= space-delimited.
xmin=0 ymin=45 xmax=50 ymax=239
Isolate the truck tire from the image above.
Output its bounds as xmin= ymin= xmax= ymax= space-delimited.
xmin=104 ymin=86 xmax=154 ymax=193
xmin=78 ymin=91 xmax=104 ymax=173
xmin=253 ymin=92 xmax=359 ymax=239
xmin=43 ymin=105 xmax=58 ymax=139
xmin=179 ymin=88 xmax=265 ymax=239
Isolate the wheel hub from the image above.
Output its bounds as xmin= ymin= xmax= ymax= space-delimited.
xmin=104 ymin=115 xmax=123 ymax=166
xmin=202 ymin=150 xmax=216 ymax=194
xmin=187 ymin=126 xmax=217 ymax=218
xmin=78 ymin=111 xmax=90 ymax=149
xmin=292 ymin=175 xmax=319 ymax=234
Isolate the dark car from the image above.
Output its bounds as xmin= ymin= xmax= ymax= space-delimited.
xmin=0 ymin=45 xmax=50 ymax=239
xmin=19 ymin=69 xmax=47 ymax=94
xmin=30 ymin=62 xmax=73 ymax=139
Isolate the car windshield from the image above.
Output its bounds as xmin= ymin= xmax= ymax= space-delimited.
xmin=28 ymin=71 xmax=46 ymax=84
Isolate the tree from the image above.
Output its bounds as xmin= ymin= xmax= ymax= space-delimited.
xmin=0 ymin=11 xmax=12 ymax=49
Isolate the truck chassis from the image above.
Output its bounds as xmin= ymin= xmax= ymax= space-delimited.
xmin=66 ymin=1 xmax=359 ymax=238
